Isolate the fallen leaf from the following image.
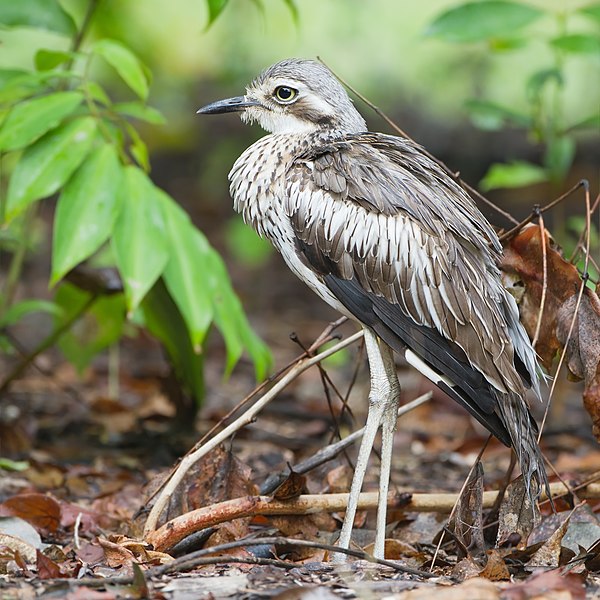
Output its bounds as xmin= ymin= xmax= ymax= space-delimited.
xmin=451 ymin=556 xmax=482 ymax=582
xmin=557 ymin=293 xmax=600 ymax=440
xmin=394 ymin=577 xmax=499 ymax=599
xmin=500 ymin=225 xmax=580 ymax=369
xmin=501 ymin=224 xmax=600 ymax=441
xmin=0 ymin=516 xmax=44 ymax=550
xmin=272 ymin=468 xmax=308 ymax=500
xmin=502 ymin=569 xmax=586 ymax=600
xmin=444 ymin=460 xmax=485 ymax=558
xmin=98 ymin=535 xmax=172 ymax=568
xmin=0 ymin=493 xmax=61 ymax=533
xmin=480 ymin=549 xmax=510 ymax=581
xmin=36 ymin=549 xmax=68 ymax=579
xmin=0 ymin=533 xmax=37 ymax=564
xmin=497 ymin=475 xmax=540 ymax=547
xmin=527 ymin=513 xmax=570 ymax=568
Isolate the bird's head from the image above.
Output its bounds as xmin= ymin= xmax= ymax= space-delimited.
xmin=197 ymin=58 xmax=367 ymax=135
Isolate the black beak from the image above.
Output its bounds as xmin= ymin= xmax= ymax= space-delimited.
xmin=196 ymin=96 xmax=261 ymax=115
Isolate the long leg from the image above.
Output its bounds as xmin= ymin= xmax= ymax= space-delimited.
xmin=334 ymin=327 xmax=400 ymax=562
xmin=374 ymin=341 xmax=400 ymax=559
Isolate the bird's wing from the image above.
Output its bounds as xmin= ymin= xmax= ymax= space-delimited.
xmin=285 ymin=133 xmax=533 ymax=444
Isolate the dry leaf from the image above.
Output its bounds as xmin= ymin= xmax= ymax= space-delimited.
xmin=502 ymin=569 xmax=586 ymax=600
xmin=557 ymin=293 xmax=600 ymax=439
xmin=527 ymin=514 xmax=570 ymax=569
xmin=497 ymin=476 xmax=539 ymax=547
xmin=272 ymin=469 xmax=308 ymax=500
xmin=501 ymin=224 xmax=600 ymax=441
xmin=0 ymin=493 xmax=61 ymax=533
xmin=185 ymin=444 xmax=256 ymax=512
xmin=36 ymin=549 xmax=68 ymax=579
xmin=480 ymin=549 xmax=511 ymax=581
xmin=501 ymin=225 xmax=579 ymax=369
xmin=445 ymin=461 xmax=485 ymax=558
xmin=394 ymin=577 xmax=500 ymax=599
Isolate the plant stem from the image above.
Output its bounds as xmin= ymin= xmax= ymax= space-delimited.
xmin=0 ymin=294 xmax=97 ymax=394
xmin=108 ymin=342 xmax=120 ymax=399
xmin=69 ymin=0 xmax=101 ymax=57
xmin=0 ymin=205 xmax=37 ymax=320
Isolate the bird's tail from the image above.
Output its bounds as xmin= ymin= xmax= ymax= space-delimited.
xmin=494 ymin=388 xmax=550 ymax=507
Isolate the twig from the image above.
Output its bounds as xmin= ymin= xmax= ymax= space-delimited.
xmin=569 ymin=192 xmax=600 ymax=264
xmin=290 ymin=331 xmax=353 ymax=441
xmin=141 ymin=318 xmax=347 ymax=513
xmin=74 ymin=512 xmax=83 ymax=550
xmin=538 ymin=181 xmax=591 ymax=440
xmin=143 ymin=330 xmax=364 ymax=536
xmin=532 ymin=210 xmax=548 ymax=348
xmin=151 ymin=535 xmax=437 ymax=578
xmin=317 ymin=57 xmax=520 ymax=227
xmin=259 ymin=392 xmax=432 ymax=494
xmin=499 ymin=180 xmax=587 ymax=243
xmin=146 ymin=481 xmax=600 ymax=553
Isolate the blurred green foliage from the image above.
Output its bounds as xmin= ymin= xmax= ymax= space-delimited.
xmin=427 ymin=0 xmax=600 ymax=190
xmin=0 ymin=0 xmax=597 ymax=404
xmin=0 ymin=0 xmax=272 ymax=405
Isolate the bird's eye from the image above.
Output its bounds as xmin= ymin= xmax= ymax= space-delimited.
xmin=274 ymin=86 xmax=298 ymax=103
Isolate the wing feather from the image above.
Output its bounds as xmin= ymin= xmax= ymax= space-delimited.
xmin=286 ymin=133 xmax=537 ymax=405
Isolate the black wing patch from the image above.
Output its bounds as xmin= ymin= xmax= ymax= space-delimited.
xmin=297 ymin=236 xmax=538 ymax=447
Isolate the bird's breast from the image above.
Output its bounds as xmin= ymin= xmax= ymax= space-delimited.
xmin=228 ymin=134 xmax=350 ymax=315
xmin=229 ymin=135 xmax=302 ymax=243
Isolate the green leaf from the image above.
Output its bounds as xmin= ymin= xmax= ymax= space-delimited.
xmin=85 ymin=82 xmax=112 ymax=107
xmin=51 ymin=144 xmax=123 ymax=285
xmin=464 ymin=99 xmax=531 ymax=131
xmin=282 ymin=0 xmax=300 ymax=25
xmin=0 ymin=73 xmax=42 ymax=104
xmin=551 ymin=34 xmax=600 ymax=55
xmin=205 ymin=0 xmax=229 ymax=27
xmin=0 ymin=91 xmax=84 ymax=152
xmin=566 ymin=113 xmax=600 ymax=131
xmin=141 ymin=279 xmax=205 ymax=403
xmin=0 ymin=299 xmax=63 ymax=328
xmin=488 ymin=36 xmax=527 ymax=51
xmin=425 ymin=1 xmax=544 ymax=43
xmin=54 ymin=282 xmax=126 ymax=373
xmin=158 ymin=194 xmax=214 ymax=351
xmin=0 ymin=0 xmax=76 ymax=35
xmin=93 ymin=39 xmax=150 ymax=100
xmin=35 ymin=49 xmax=74 ymax=71
xmin=526 ymin=68 xmax=563 ymax=100
xmin=112 ymin=167 xmax=169 ymax=311
xmin=579 ymin=4 xmax=600 ymax=24
xmin=544 ymin=136 xmax=575 ymax=183
xmin=114 ymin=102 xmax=166 ymax=125
xmin=0 ymin=458 xmax=29 ymax=471
xmin=225 ymin=217 xmax=273 ymax=266
xmin=480 ymin=160 xmax=548 ymax=191
xmin=5 ymin=116 xmax=97 ymax=221
xmin=0 ymin=70 xmax=79 ymax=104
xmin=123 ymin=121 xmax=149 ymax=171
xmin=206 ymin=249 xmax=271 ymax=380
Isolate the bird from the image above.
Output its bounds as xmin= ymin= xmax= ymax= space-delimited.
xmin=197 ymin=58 xmax=548 ymax=560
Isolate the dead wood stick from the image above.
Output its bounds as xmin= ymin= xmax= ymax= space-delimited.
xmin=146 ymin=482 xmax=600 ymax=552
xmin=260 ymin=391 xmax=432 ymax=494
xmin=143 ymin=330 xmax=364 ymax=536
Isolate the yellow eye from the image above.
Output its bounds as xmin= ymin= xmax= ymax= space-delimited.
xmin=274 ymin=86 xmax=297 ymax=103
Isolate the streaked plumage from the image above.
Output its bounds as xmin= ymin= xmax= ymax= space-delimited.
xmin=198 ymin=58 xmax=548 ymax=559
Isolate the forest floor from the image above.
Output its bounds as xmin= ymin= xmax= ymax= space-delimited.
xmin=1 ymin=204 xmax=600 ymax=599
